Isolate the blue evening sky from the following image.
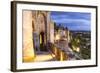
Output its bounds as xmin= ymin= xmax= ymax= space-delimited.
xmin=50 ymin=11 xmax=91 ymax=31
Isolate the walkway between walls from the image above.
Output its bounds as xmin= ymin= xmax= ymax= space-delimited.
xmin=34 ymin=51 xmax=56 ymax=62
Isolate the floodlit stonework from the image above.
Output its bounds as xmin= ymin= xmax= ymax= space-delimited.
xmin=22 ymin=10 xmax=71 ymax=62
xmin=22 ymin=11 xmax=54 ymax=62
xmin=23 ymin=11 xmax=35 ymax=62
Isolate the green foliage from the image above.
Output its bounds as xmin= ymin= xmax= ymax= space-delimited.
xmin=71 ymin=35 xmax=80 ymax=48
xmin=70 ymin=32 xmax=91 ymax=59
xmin=80 ymin=47 xmax=91 ymax=59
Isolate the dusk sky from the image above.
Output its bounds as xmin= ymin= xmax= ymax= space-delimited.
xmin=50 ymin=11 xmax=91 ymax=31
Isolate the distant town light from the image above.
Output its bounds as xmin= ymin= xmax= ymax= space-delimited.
xmin=76 ymin=47 xmax=80 ymax=52
xmin=55 ymin=34 xmax=60 ymax=41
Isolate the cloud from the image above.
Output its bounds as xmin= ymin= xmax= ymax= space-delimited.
xmin=52 ymin=18 xmax=90 ymax=26
xmin=51 ymin=12 xmax=91 ymax=20
xmin=50 ymin=11 xmax=91 ymax=31
xmin=51 ymin=15 xmax=70 ymax=19
xmin=67 ymin=25 xmax=90 ymax=31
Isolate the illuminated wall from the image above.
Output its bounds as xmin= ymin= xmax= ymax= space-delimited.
xmin=22 ymin=11 xmax=54 ymax=62
xmin=23 ymin=11 xmax=35 ymax=62
xmin=50 ymin=21 xmax=54 ymax=43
